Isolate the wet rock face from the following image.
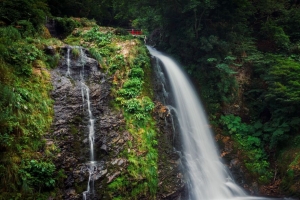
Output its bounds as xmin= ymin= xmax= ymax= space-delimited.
xmin=48 ymin=46 xmax=127 ymax=199
xmin=215 ymin=134 xmax=261 ymax=196
xmin=150 ymin=58 xmax=187 ymax=200
xmin=48 ymin=46 xmax=186 ymax=199
xmin=153 ymin=103 xmax=187 ymax=200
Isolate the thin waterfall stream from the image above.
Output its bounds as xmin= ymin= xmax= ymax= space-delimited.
xmin=78 ymin=49 xmax=96 ymax=200
xmin=66 ymin=48 xmax=71 ymax=77
xmin=147 ymin=46 xmax=284 ymax=200
xmin=64 ymin=47 xmax=97 ymax=199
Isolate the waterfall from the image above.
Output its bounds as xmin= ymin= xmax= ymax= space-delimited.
xmin=147 ymin=46 xmax=276 ymax=200
xmin=75 ymin=48 xmax=96 ymax=200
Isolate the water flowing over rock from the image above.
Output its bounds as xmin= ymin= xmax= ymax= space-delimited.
xmin=147 ymin=46 xmax=283 ymax=200
xmin=46 ymin=43 xmax=291 ymax=200
xmin=151 ymin=51 xmax=187 ymax=200
xmin=48 ymin=46 xmax=127 ymax=199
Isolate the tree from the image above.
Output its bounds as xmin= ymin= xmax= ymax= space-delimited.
xmin=0 ymin=0 xmax=49 ymax=27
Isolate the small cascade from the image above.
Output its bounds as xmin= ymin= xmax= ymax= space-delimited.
xmin=51 ymin=45 xmax=114 ymax=199
xmin=154 ymin=57 xmax=169 ymax=104
xmin=147 ymin=46 xmax=275 ymax=200
xmin=66 ymin=48 xmax=71 ymax=77
xmin=81 ymin=82 xmax=95 ymax=161
xmin=76 ymin=47 xmax=96 ymax=199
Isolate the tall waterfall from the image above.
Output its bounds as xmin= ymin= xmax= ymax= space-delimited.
xmin=147 ymin=46 xmax=274 ymax=200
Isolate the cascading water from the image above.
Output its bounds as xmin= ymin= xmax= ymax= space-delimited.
xmin=51 ymin=45 xmax=109 ymax=199
xmin=66 ymin=48 xmax=71 ymax=77
xmin=75 ymin=48 xmax=96 ymax=200
xmin=147 ymin=46 xmax=279 ymax=200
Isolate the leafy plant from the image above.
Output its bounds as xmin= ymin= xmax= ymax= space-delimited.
xmin=118 ymin=78 xmax=143 ymax=98
xmin=108 ymin=54 xmax=125 ymax=74
xmin=19 ymin=159 xmax=56 ymax=191
xmin=0 ymin=30 xmax=55 ymax=199
xmin=4 ymin=42 xmax=43 ymax=76
xmin=89 ymin=47 xmax=102 ymax=63
xmin=220 ymin=114 xmax=272 ymax=183
xmin=108 ymin=41 xmax=158 ymax=199
xmin=123 ymin=98 xmax=142 ymax=113
xmin=129 ymin=67 xmax=144 ymax=78
xmin=82 ymin=26 xmax=112 ymax=47
xmin=16 ymin=20 xmax=35 ymax=37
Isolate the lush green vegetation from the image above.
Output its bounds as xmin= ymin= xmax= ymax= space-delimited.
xmin=220 ymin=114 xmax=272 ymax=183
xmin=0 ymin=0 xmax=49 ymax=36
xmin=110 ymin=0 xmax=300 ymax=195
xmin=1 ymin=0 xmax=300 ymax=198
xmin=63 ymin=24 xmax=158 ymax=199
xmin=111 ymin=46 xmax=158 ymax=199
xmin=0 ymin=24 xmax=64 ymax=198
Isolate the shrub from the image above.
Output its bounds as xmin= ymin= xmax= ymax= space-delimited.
xmin=18 ymin=160 xmax=56 ymax=191
xmin=114 ymin=28 xmax=129 ymax=36
xmin=54 ymin=17 xmax=81 ymax=38
xmin=5 ymin=43 xmax=43 ymax=76
xmin=0 ymin=26 xmax=21 ymax=42
xmin=89 ymin=47 xmax=102 ymax=63
xmin=123 ymin=98 xmax=142 ymax=113
xmin=129 ymin=67 xmax=144 ymax=78
xmin=118 ymin=78 xmax=143 ymax=98
xmin=82 ymin=26 xmax=112 ymax=47
xmin=220 ymin=114 xmax=272 ymax=183
xmin=16 ymin=20 xmax=35 ymax=37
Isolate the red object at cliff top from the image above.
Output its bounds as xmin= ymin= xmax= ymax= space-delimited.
xmin=128 ymin=29 xmax=142 ymax=35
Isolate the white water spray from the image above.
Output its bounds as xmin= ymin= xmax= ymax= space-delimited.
xmin=147 ymin=46 xmax=274 ymax=200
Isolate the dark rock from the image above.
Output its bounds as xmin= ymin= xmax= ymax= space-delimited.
xmin=151 ymin=56 xmax=186 ymax=199
xmin=107 ymin=171 xmax=121 ymax=183
xmin=100 ymin=144 xmax=108 ymax=153
xmin=45 ymin=46 xmax=56 ymax=55
xmin=93 ymin=169 xmax=107 ymax=181
xmin=46 ymin=46 xmax=127 ymax=199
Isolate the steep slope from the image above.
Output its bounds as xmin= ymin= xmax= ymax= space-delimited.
xmin=0 ymin=19 xmax=183 ymax=199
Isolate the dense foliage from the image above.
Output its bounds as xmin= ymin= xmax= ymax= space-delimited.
xmin=0 ymin=24 xmax=64 ymax=198
xmin=116 ymin=0 xmax=300 ymax=195
xmin=1 ymin=0 xmax=300 ymax=198
xmin=63 ymin=25 xmax=158 ymax=199
xmin=0 ymin=0 xmax=49 ymax=35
